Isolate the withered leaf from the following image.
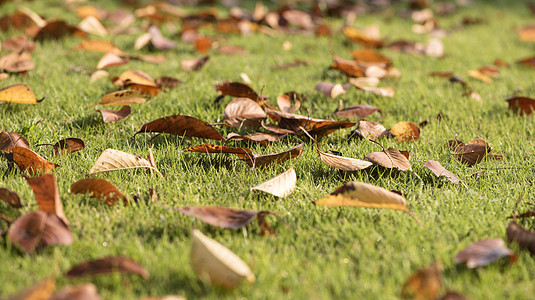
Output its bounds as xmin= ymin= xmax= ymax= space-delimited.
xmin=88 ymin=149 xmax=160 ymax=175
xmin=516 ymin=56 xmax=535 ymax=69
xmin=276 ymin=94 xmax=301 ymax=113
xmin=317 ymin=147 xmax=372 ymax=171
xmin=148 ymin=25 xmax=176 ymax=50
xmin=215 ymin=81 xmax=259 ymax=101
xmin=366 ymin=147 xmax=412 ymax=171
xmin=66 ymin=256 xmax=149 ymax=279
xmin=79 ymin=16 xmax=107 ymax=37
xmin=136 ymin=115 xmax=226 ymax=142
xmin=12 ymin=147 xmax=57 ymax=175
xmin=7 ymin=279 xmax=56 ymax=300
xmin=315 ymin=181 xmax=408 ymax=211
xmin=226 ymin=132 xmax=286 ymax=146
xmin=176 ymin=206 xmax=274 ymax=230
xmin=8 ymin=211 xmax=73 ymax=254
xmin=114 ymin=70 xmax=156 ymax=87
xmin=125 ymin=83 xmax=161 ymax=96
xmin=271 ymin=59 xmax=311 ymax=70
xmin=187 ymin=144 xmax=253 ymax=156
xmin=49 ymin=283 xmax=102 ymax=300
xmin=450 ymin=144 xmax=490 ymax=166
xmin=0 ymin=83 xmax=40 ymax=104
xmin=99 ymin=90 xmax=146 ymax=106
xmin=506 ymin=222 xmax=535 ymax=254
xmin=389 ymin=121 xmax=420 ymax=142
xmin=155 ymin=76 xmax=183 ymax=89
xmin=34 ymin=20 xmax=87 ymax=41
xmin=519 ymin=25 xmax=535 ymax=42
xmin=181 ymin=56 xmax=209 ymax=71
xmin=71 ymin=178 xmax=127 ymax=206
xmin=224 ymin=98 xmax=267 ymax=129
xmin=53 ymin=138 xmax=85 ymax=157
xmin=401 ymin=263 xmax=442 ymax=300
xmin=0 ymin=50 xmax=35 ymax=73
xmin=314 ymin=82 xmax=351 ymax=98
xmin=343 ymin=27 xmax=384 ymax=48
xmin=74 ymin=39 xmax=123 ymax=54
xmin=25 ymin=174 xmax=68 ymax=225
xmin=0 ymin=188 xmax=22 ymax=208
xmin=467 ymin=69 xmax=492 ymax=84
xmin=194 ymin=37 xmax=211 ymax=54
xmin=218 ymin=45 xmax=249 ymax=56
xmin=350 ymin=77 xmax=394 ymax=97
xmin=423 ymin=160 xmax=459 ymax=184
xmin=267 ymin=110 xmax=355 ymax=137
xmin=97 ymin=52 xmax=128 ymax=69
xmin=250 ymin=167 xmax=296 ymax=197
xmin=237 ymin=143 xmax=303 ymax=168
xmin=506 ymin=97 xmax=535 ymax=115
xmin=438 ymin=291 xmax=470 ymax=300
xmin=0 ymin=131 xmax=29 ymax=153
xmin=331 ymin=55 xmax=365 ymax=77
xmin=96 ymin=106 xmax=131 ymax=123
xmin=334 ymin=105 xmax=381 ymax=119
xmin=351 ymin=49 xmax=391 ymax=68
xmin=455 ymin=239 xmax=517 ymax=268
xmin=357 ymin=120 xmax=388 ymax=139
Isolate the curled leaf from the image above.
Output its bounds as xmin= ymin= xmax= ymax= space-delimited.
xmin=237 ymin=143 xmax=303 ymax=168
xmin=506 ymin=222 xmax=535 ymax=254
xmin=0 ymin=188 xmax=22 ymax=208
xmin=181 ymin=56 xmax=209 ymax=71
xmin=12 ymin=147 xmax=57 ymax=175
xmin=176 ymin=206 xmax=274 ymax=230
xmin=318 ymin=148 xmax=372 ymax=171
xmin=96 ymin=106 xmax=131 ymax=123
xmin=53 ymin=138 xmax=85 ymax=157
xmin=224 ymin=98 xmax=267 ymax=129
xmin=423 ymin=160 xmax=459 ymax=184
xmin=96 ymin=52 xmax=128 ymax=69
xmin=401 ymin=263 xmax=442 ymax=300
xmin=365 ymin=147 xmax=412 ymax=171
xmin=506 ymin=97 xmax=535 ymax=115
xmin=0 ymin=131 xmax=29 ymax=153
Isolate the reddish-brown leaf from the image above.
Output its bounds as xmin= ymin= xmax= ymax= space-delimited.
xmin=175 ymin=206 xmax=274 ymax=230
xmin=266 ymin=110 xmax=355 ymax=137
xmin=96 ymin=106 xmax=131 ymax=123
xmin=506 ymin=97 xmax=535 ymax=115
xmin=125 ymin=83 xmax=162 ymax=96
xmin=438 ymin=291 xmax=470 ymax=300
xmin=34 ymin=20 xmax=87 ymax=41
xmin=237 ymin=143 xmax=303 ymax=168
xmin=53 ymin=138 xmax=85 ymax=157
xmin=517 ymin=56 xmax=535 ymax=69
xmin=136 ymin=115 xmax=226 ymax=142
xmin=224 ymin=98 xmax=267 ymax=129
xmin=401 ymin=263 xmax=442 ymax=300
xmin=187 ymin=144 xmax=253 ymax=156
xmin=331 ymin=55 xmax=365 ymax=77
xmin=389 ymin=121 xmax=420 ymax=142
xmin=12 ymin=147 xmax=57 ymax=175
xmin=66 ymin=256 xmax=149 ymax=279
xmin=423 ymin=160 xmax=459 ymax=184
xmin=519 ymin=25 xmax=535 ymax=42
xmin=0 ymin=131 xmax=29 ymax=153
xmin=0 ymin=188 xmax=22 ymax=208
xmin=194 ymin=37 xmax=212 ymax=54
xmin=181 ymin=55 xmax=209 ymax=71
xmin=357 ymin=121 xmax=388 ymax=140
xmin=334 ymin=105 xmax=381 ymax=119
xmin=25 ymin=174 xmax=69 ymax=225
xmin=71 ymin=178 xmax=127 ymax=206
xmin=506 ymin=222 xmax=535 ymax=254
xmin=450 ymin=144 xmax=490 ymax=166
xmin=455 ymin=239 xmax=517 ymax=268
xmin=226 ymin=132 xmax=285 ymax=146
xmin=215 ymin=81 xmax=259 ymax=101
xmin=365 ymin=148 xmax=412 ymax=171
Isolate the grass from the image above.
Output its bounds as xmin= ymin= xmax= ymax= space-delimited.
xmin=1 ymin=0 xmax=535 ymax=299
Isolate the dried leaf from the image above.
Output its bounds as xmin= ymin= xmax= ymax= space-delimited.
xmin=350 ymin=77 xmax=394 ymax=97
xmin=115 ymin=70 xmax=157 ymax=87
xmin=217 ymin=45 xmax=248 ymax=56
xmin=506 ymin=97 xmax=535 ymax=115
xmin=467 ymin=69 xmax=492 ymax=84
xmin=276 ymin=94 xmax=301 ymax=113
xmin=519 ymin=26 xmax=535 ymax=42
xmin=99 ymin=90 xmax=146 ymax=106
xmin=96 ymin=106 xmax=131 ymax=123
xmin=74 ymin=40 xmax=123 ymax=54
xmin=136 ymin=115 xmax=226 ymax=142
xmin=71 ymin=178 xmax=127 ymax=206
xmin=8 ymin=211 xmax=73 ymax=254
xmin=516 ymin=56 xmax=535 ymax=69
xmin=155 ymin=76 xmax=183 ymax=89
xmin=0 ymin=50 xmax=35 ymax=73
xmin=226 ymin=132 xmax=285 ymax=146
xmin=317 ymin=149 xmax=373 ymax=171
xmin=12 ymin=147 xmax=57 ymax=175
xmin=365 ymin=148 xmax=412 ymax=171
xmin=181 ymin=56 xmax=209 ymax=71
xmin=134 ymin=32 xmax=152 ymax=50
xmin=215 ymin=81 xmax=259 ymax=101
xmin=90 ymin=70 xmax=109 ymax=83
xmin=25 ymin=174 xmax=68 ymax=225
xmin=79 ymin=16 xmax=107 ymax=37
xmin=237 ymin=143 xmax=303 ymax=168
xmin=176 ymin=206 xmax=273 ymax=229
xmin=423 ymin=160 xmax=459 ymax=184
xmin=187 ymin=144 xmax=253 ymax=156
xmin=66 ymin=256 xmax=149 ymax=279
xmin=96 ymin=52 xmax=128 ymax=69
xmin=125 ymin=83 xmax=161 ymax=96
xmin=357 ymin=120 xmax=388 ymax=139
xmin=7 ymin=278 xmax=55 ymax=300
xmin=314 ymin=82 xmax=351 ymax=98
xmin=88 ymin=149 xmax=160 ymax=175
xmin=49 ymin=283 xmax=102 ymax=300
xmin=424 ymin=38 xmax=444 ymax=57
xmin=438 ymin=291 xmax=470 ymax=300
xmin=450 ymin=144 xmax=490 ymax=166
xmin=331 ymin=55 xmax=365 ymax=77
xmin=0 ymin=83 xmax=40 ymax=104
xmin=401 ymin=263 xmax=442 ymax=300
xmin=455 ymin=239 xmax=517 ymax=268
xmin=351 ymin=49 xmax=391 ymax=68
xmin=224 ymin=98 xmax=267 ymax=129
xmin=267 ymin=110 xmax=355 ymax=137
xmin=194 ymin=37 xmax=211 ymax=54
xmin=0 ymin=131 xmax=29 ymax=153
xmin=53 ymin=138 xmax=84 ymax=157
xmin=190 ymin=229 xmax=255 ymax=289
xmin=343 ymin=27 xmax=383 ymax=48
xmin=389 ymin=121 xmax=420 ymax=142
xmin=250 ymin=167 xmax=296 ymax=197
xmin=506 ymin=222 xmax=535 ymax=254
xmin=334 ymin=105 xmax=381 ymax=119
xmin=0 ymin=188 xmax=22 ymax=208
xmin=315 ymin=181 xmax=408 ymax=211
xmin=148 ymin=26 xmax=176 ymax=50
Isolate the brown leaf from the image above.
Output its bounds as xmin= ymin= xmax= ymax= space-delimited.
xmin=125 ymin=83 xmax=161 ymax=96
xmin=78 ymin=16 xmax=108 ymax=37
xmin=365 ymin=147 xmax=412 ymax=171
xmin=357 ymin=120 xmax=388 ymax=139
xmin=49 ymin=283 xmax=101 ymax=300
xmin=261 ymin=121 xmax=295 ymax=135
xmin=351 ymin=49 xmax=391 ymax=68
xmin=52 ymin=138 xmax=84 ymax=157
xmin=224 ymin=98 xmax=267 ymax=129
xmin=237 ymin=143 xmax=303 ymax=168
xmin=194 ymin=37 xmax=212 ymax=54
xmin=12 ymin=147 xmax=57 ymax=175
xmin=343 ymin=27 xmax=383 ymax=48
xmin=74 ymin=39 xmax=123 ymax=54
xmin=181 ymin=55 xmax=209 ymax=71
xmin=0 ymin=50 xmax=34 ymax=73
xmin=25 ymin=174 xmax=68 ymax=225
xmin=148 ymin=25 xmax=176 ymax=50
xmin=8 ymin=211 xmax=73 ymax=254
xmin=507 ymin=222 xmax=535 ymax=254
xmin=66 ymin=256 xmax=149 ymax=279
xmin=250 ymin=167 xmax=296 ymax=197
xmin=7 ymin=278 xmax=56 ymax=300
xmin=389 ymin=121 xmax=421 ymax=142
xmin=331 ymin=55 xmax=365 ymax=77
xmin=271 ymin=59 xmax=311 ymax=70
xmin=155 ymin=76 xmax=183 ymax=89
xmin=401 ymin=262 xmax=442 ymax=300
xmin=0 ymin=188 xmax=22 ymax=208
xmin=96 ymin=106 xmax=131 ymax=123
xmin=276 ymin=94 xmax=301 ymax=113
xmin=423 ymin=160 xmax=459 ymax=184
xmin=516 ymin=56 xmax=535 ymax=69
xmin=334 ymin=105 xmax=381 ymax=119
xmin=450 ymin=144 xmax=490 ymax=166
xmin=494 ymin=58 xmax=510 ymax=68
xmin=187 ymin=144 xmax=253 ymax=156
xmin=506 ymin=96 xmax=535 ymax=115
xmin=136 ymin=115 xmax=226 ymax=142
xmin=226 ymin=132 xmax=285 ymax=146
xmin=176 ymin=206 xmax=274 ymax=229
xmin=71 ymin=178 xmax=127 ymax=206
xmin=455 ymin=239 xmax=517 ymax=268
xmin=0 ymin=131 xmax=29 ymax=153
xmin=217 ymin=45 xmax=249 ymax=56
xmin=96 ymin=52 xmax=128 ymax=70
xmin=99 ymin=90 xmax=146 ymax=106
xmin=317 ymin=147 xmax=372 ymax=171
xmin=215 ymin=81 xmax=259 ymax=101
xmin=267 ymin=110 xmax=355 ymax=137
xmin=34 ymin=20 xmax=87 ymax=41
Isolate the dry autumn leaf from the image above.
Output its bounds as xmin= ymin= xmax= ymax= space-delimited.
xmin=0 ymin=83 xmax=41 ymax=104
xmin=237 ymin=143 xmax=303 ymax=168
xmin=148 ymin=25 xmax=176 ymax=50
xmin=181 ymin=55 xmax=209 ymax=71
xmin=74 ymin=39 xmax=123 ymax=54
xmin=190 ymin=229 xmax=255 ymax=289
xmin=12 ymin=147 xmax=57 ymax=175
xmin=351 ymin=48 xmax=391 ymax=68
xmin=88 ymin=149 xmax=160 ymax=175
xmin=155 ymin=76 xmax=183 ymax=89
xmin=52 ymin=138 xmax=85 ymax=157
xmin=401 ymin=262 xmax=442 ymax=300
xmin=0 ymin=50 xmax=35 ymax=73
xmin=506 ymin=222 xmax=535 ymax=255
xmin=0 ymin=187 xmax=22 ymax=208
xmin=423 ymin=160 xmax=459 ymax=184
xmin=317 ymin=149 xmax=373 ymax=171
xmin=389 ymin=121 xmax=421 ymax=142
xmin=71 ymin=178 xmax=128 ymax=205
xmin=267 ymin=110 xmax=355 ymax=137
xmin=25 ymin=174 xmax=69 ymax=225
xmin=455 ymin=239 xmax=517 ymax=268
xmin=506 ymin=97 xmax=535 ymax=115
xmin=334 ymin=105 xmax=381 ymax=119
xmin=96 ymin=106 xmax=131 ymax=123
xmin=98 ymin=90 xmax=146 ymax=106
xmin=34 ymin=20 xmax=87 ymax=41
xmin=314 ymin=82 xmax=351 ymax=98
xmin=214 ymin=81 xmax=276 ymax=110
xmin=343 ymin=27 xmax=384 ymax=48
xmin=66 ymin=256 xmax=149 ymax=279
xmin=175 ymin=206 xmax=275 ymax=231
xmin=136 ymin=115 xmax=226 ymax=142
xmin=6 ymin=278 xmax=55 ymax=300
xmin=315 ymin=181 xmax=408 ymax=211
xmin=516 ymin=55 xmax=535 ymax=69
xmin=349 ymin=77 xmax=394 ymax=97
xmin=250 ymin=167 xmax=296 ymax=197
xmin=226 ymin=132 xmax=286 ymax=146
xmin=0 ymin=131 xmax=29 ymax=153
xmin=519 ymin=25 xmax=535 ymax=42
xmin=224 ymin=98 xmax=267 ymax=129
xmin=276 ymin=94 xmax=301 ymax=113
xmin=357 ymin=120 xmax=388 ymax=139
xmin=450 ymin=144 xmax=490 ymax=166
xmin=49 ymin=283 xmax=101 ymax=300
xmin=187 ymin=144 xmax=253 ymax=156
xmin=79 ymin=16 xmax=107 ymax=36
xmin=365 ymin=147 xmax=412 ymax=171
xmin=114 ymin=70 xmax=156 ymax=87
xmin=331 ymin=55 xmax=365 ymax=77
xmin=96 ymin=52 xmax=128 ymax=69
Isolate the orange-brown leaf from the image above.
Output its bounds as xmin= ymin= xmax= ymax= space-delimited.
xmin=389 ymin=121 xmax=420 ymax=142
xmin=66 ymin=256 xmax=149 ymax=279
xmin=12 ymin=147 xmax=57 ymax=175
xmin=25 ymin=174 xmax=69 ymax=225
xmin=96 ymin=106 xmax=131 ymax=123
xmin=506 ymin=97 xmax=535 ymax=115
xmin=401 ymin=263 xmax=442 ymax=300
xmin=0 ymin=131 xmax=29 ymax=153
xmin=136 ymin=115 xmax=226 ymax=142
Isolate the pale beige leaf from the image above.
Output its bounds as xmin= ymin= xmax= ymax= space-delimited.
xmin=135 ymin=32 xmax=152 ymax=50
xmin=318 ymin=150 xmax=373 ymax=171
xmin=423 ymin=160 xmax=459 ymax=184
xmin=224 ymin=98 xmax=266 ymax=129
xmin=88 ymin=149 xmax=160 ymax=175
xmin=250 ymin=167 xmax=296 ymax=197
xmin=79 ymin=16 xmax=108 ymax=36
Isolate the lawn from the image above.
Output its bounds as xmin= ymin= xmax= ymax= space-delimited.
xmin=1 ymin=0 xmax=535 ymax=299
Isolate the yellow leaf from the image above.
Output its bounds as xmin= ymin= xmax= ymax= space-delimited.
xmin=99 ymin=90 xmax=146 ymax=106
xmin=0 ymin=83 xmax=40 ymax=104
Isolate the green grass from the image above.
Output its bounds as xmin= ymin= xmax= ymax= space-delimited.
xmin=1 ymin=0 xmax=535 ymax=299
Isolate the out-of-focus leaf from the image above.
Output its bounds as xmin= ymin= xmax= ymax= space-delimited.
xmin=455 ymin=239 xmax=516 ymax=268
xmin=506 ymin=222 xmax=535 ymax=254
xmin=401 ymin=262 xmax=442 ymax=300
xmin=66 ymin=256 xmax=149 ymax=279
xmin=506 ymin=97 xmax=535 ymax=115
xmin=0 ymin=83 xmax=40 ymax=104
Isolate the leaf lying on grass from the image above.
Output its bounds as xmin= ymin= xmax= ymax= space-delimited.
xmin=423 ymin=160 xmax=459 ymax=184
xmin=226 ymin=132 xmax=286 ymax=146
xmin=455 ymin=239 xmax=517 ymax=268
xmin=365 ymin=147 xmax=412 ymax=171
xmin=237 ymin=143 xmax=303 ymax=168
xmin=7 ymin=278 xmax=55 ymax=300
xmin=136 ymin=115 xmax=226 ymax=142
xmin=71 ymin=178 xmax=128 ymax=205
xmin=334 ymin=104 xmax=381 ymax=119
xmin=506 ymin=222 xmax=535 ymax=254
xmin=401 ymin=262 xmax=442 ymax=300
xmin=357 ymin=120 xmax=388 ymax=139
xmin=98 ymin=90 xmax=146 ymax=106
xmin=506 ymin=96 xmax=535 ymax=115
xmin=66 ymin=256 xmax=149 ymax=279
xmin=52 ymin=138 xmax=85 ymax=157
xmin=12 ymin=147 xmax=57 ymax=175
xmin=250 ymin=167 xmax=296 ymax=197
xmin=318 ymin=148 xmax=372 ymax=171
xmin=389 ymin=121 xmax=420 ymax=142
xmin=0 ymin=83 xmax=41 ymax=104
xmin=181 ymin=55 xmax=209 ymax=71
xmin=190 ymin=229 xmax=255 ymax=289
xmin=88 ymin=149 xmax=161 ymax=175
xmin=96 ymin=106 xmax=131 ymax=123
xmin=25 ymin=174 xmax=69 ymax=225
xmin=187 ymin=144 xmax=253 ymax=156
xmin=0 ymin=131 xmax=29 ymax=153
xmin=0 ymin=187 xmax=22 ymax=208
xmin=224 ymin=98 xmax=267 ymax=129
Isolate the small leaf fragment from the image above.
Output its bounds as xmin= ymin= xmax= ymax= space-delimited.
xmin=0 ymin=188 xmax=22 ymax=208
xmin=506 ymin=222 xmax=535 ymax=254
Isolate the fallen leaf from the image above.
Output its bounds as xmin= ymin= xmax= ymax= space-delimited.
xmin=74 ymin=40 xmax=123 ymax=54
xmin=49 ymin=283 xmax=101 ymax=300
xmin=266 ymin=110 xmax=355 ymax=137
xmin=314 ymin=82 xmax=351 ymax=98
xmin=250 ymin=167 xmax=296 ymax=197
xmin=8 ymin=211 xmax=73 ymax=254
xmin=494 ymin=58 xmax=510 ymax=68
xmin=114 ymin=70 xmax=157 ymax=87
xmin=334 ymin=105 xmax=381 ymax=119
xmin=317 ymin=149 xmax=373 ymax=171
xmin=506 ymin=97 xmax=535 ymax=115
xmin=2 ymin=35 xmax=35 ymax=53
xmin=467 ymin=69 xmax=492 ymax=84
xmin=181 ymin=55 xmax=209 ymax=71
xmin=357 ymin=120 xmax=388 ymax=139
xmin=331 ymin=55 xmax=365 ymax=77
xmin=6 ymin=278 xmax=55 ymax=300
xmin=226 ymin=132 xmax=286 ymax=146
xmin=276 ymin=94 xmax=301 ymax=113
xmin=125 ymin=83 xmax=161 ymax=96
xmin=148 ymin=25 xmax=176 ymax=50
xmin=424 ymin=38 xmax=444 ymax=57
xmin=217 ymin=45 xmax=249 ymax=56
xmin=96 ymin=106 xmax=131 ymax=123
xmin=155 ymin=76 xmax=183 ymax=89
xmin=423 ymin=160 xmax=459 ymax=184
xmin=90 ymin=70 xmax=109 ymax=83
xmin=519 ymin=25 xmax=535 ymax=42
xmin=190 ymin=229 xmax=255 ymax=289
xmin=450 ymin=144 xmax=490 ymax=166
xmin=315 ymin=181 xmax=408 ymax=211
xmin=215 ymin=81 xmax=260 ymax=102
xmin=351 ymin=48 xmax=391 ymax=68
xmin=0 ymin=83 xmax=40 ymax=104
xmin=365 ymin=147 xmax=412 ymax=171
xmin=25 ymin=174 xmax=68 ymax=225
xmin=389 ymin=121 xmax=420 ymax=142
xmin=350 ymin=77 xmax=394 ymax=97
xmin=12 ymin=147 xmax=57 ymax=175
xmin=455 ymin=239 xmax=517 ymax=268
xmin=438 ymin=291 xmax=470 ymax=300
xmin=88 ymin=149 xmax=160 ymax=175
xmin=224 ymin=98 xmax=267 ymax=129
xmin=0 ymin=131 xmax=29 ymax=153
xmin=71 ymin=178 xmax=127 ymax=206
xmin=66 ymin=256 xmax=149 ymax=279
xmin=237 ymin=143 xmax=303 ymax=168
xmin=176 ymin=206 xmax=274 ymax=231
xmin=99 ymin=90 xmax=146 ymax=106
xmin=194 ymin=37 xmax=211 ymax=54
xmin=0 ymin=50 xmax=35 ymax=73
xmin=271 ymin=59 xmax=311 ymax=70
xmin=52 ymin=138 xmax=85 ymax=157
xmin=96 ymin=52 xmax=128 ymax=69
xmin=79 ymin=16 xmax=107 ymax=36
xmin=136 ymin=115 xmax=226 ymax=142
xmin=343 ymin=27 xmax=383 ymax=48
xmin=516 ymin=55 xmax=535 ymax=69
xmin=134 ymin=32 xmax=152 ymax=50
xmin=401 ymin=262 xmax=442 ymax=300
xmin=0 ymin=188 xmax=22 ymax=208
xmin=187 ymin=144 xmax=253 ymax=156
xmin=506 ymin=222 xmax=535 ymax=254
